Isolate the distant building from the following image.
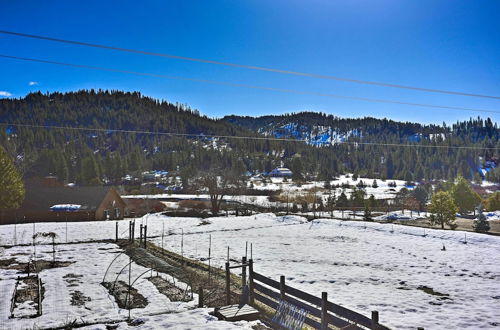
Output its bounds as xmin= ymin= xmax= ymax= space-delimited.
xmin=269 ymin=167 xmax=293 ymax=177
xmin=250 ymin=174 xmax=265 ymax=182
xmin=122 ymin=198 xmax=166 ymax=217
xmin=0 ymin=186 xmax=126 ymax=224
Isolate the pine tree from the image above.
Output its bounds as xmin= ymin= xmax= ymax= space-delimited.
xmin=0 ymin=147 xmax=25 ymax=209
xmin=412 ymin=185 xmax=430 ymax=211
xmin=450 ymin=176 xmax=481 ymax=215
xmin=337 ymin=191 xmax=348 ymax=208
xmin=386 ymin=154 xmax=394 ymax=179
xmin=363 ymin=204 xmax=372 ymax=221
xmin=291 ymin=157 xmax=303 ymax=181
xmin=473 ymin=204 xmax=490 ymax=233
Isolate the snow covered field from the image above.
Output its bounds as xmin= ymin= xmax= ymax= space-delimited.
xmin=0 ymin=239 xmax=258 ymax=330
xmin=2 ymin=214 xmax=499 ymax=329
xmin=148 ymin=215 xmax=500 ymax=330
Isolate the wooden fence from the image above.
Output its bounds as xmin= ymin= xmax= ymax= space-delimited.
xmin=242 ymin=259 xmax=390 ymax=330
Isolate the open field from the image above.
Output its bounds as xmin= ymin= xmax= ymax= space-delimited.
xmin=2 ymin=214 xmax=499 ymax=329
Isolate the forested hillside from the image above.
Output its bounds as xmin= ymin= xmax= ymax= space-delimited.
xmin=0 ymin=90 xmax=498 ymax=185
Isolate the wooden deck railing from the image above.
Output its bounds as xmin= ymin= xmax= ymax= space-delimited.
xmin=247 ymin=259 xmax=390 ymax=330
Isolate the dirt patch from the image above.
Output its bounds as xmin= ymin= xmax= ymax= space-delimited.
xmin=1 ymin=259 xmax=73 ymax=272
xmin=64 ymin=273 xmax=84 ymax=287
xmin=198 ymin=220 xmax=212 ymax=226
xmin=102 ymin=281 xmax=148 ymax=309
xmin=417 ymin=285 xmax=451 ymax=300
xmin=0 ymin=258 xmax=17 ymax=268
xmin=11 ymin=275 xmax=44 ymax=318
xmin=147 ymin=276 xmax=192 ymax=302
xmin=70 ymin=290 xmax=91 ymax=307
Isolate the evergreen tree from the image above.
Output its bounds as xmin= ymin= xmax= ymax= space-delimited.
xmin=291 ymin=157 xmax=303 ymax=181
xmin=0 ymin=147 xmax=25 ymax=209
xmin=412 ymin=185 xmax=430 ymax=211
xmin=450 ymin=176 xmax=481 ymax=215
xmin=473 ymin=204 xmax=490 ymax=233
xmin=363 ymin=203 xmax=372 ymax=221
xmin=386 ymin=154 xmax=394 ymax=179
xmin=350 ymin=188 xmax=366 ymax=207
xmin=336 ymin=191 xmax=349 ymax=208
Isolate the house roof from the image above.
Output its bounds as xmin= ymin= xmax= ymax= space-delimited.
xmin=270 ymin=167 xmax=292 ymax=173
xmin=19 ymin=186 xmax=120 ymax=212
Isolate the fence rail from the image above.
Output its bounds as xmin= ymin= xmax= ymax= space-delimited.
xmin=247 ymin=262 xmax=390 ymax=330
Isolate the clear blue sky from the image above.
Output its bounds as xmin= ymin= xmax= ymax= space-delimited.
xmin=0 ymin=0 xmax=499 ymax=124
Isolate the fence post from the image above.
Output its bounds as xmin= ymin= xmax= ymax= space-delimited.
xmin=128 ymin=221 xmax=131 ymax=242
xmin=132 ymin=221 xmax=135 ymax=242
xmin=139 ymin=224 xmax=143 ymax=244
xmin=371 ymin=311 xmax=379 ymax=330
xmin=248 ymin=259 xmax=254 ymax=305
xmin=241 ymin=256 xmax=247 ymax=287
xmin=115 ymin=221 xmax=118 ymax=242
xmin=279 ymin=275 xmax=285 ymax=300
xmin=143 ymin=225 xmax=147 ymax=249
xmin=225 ymin=262 xmax=231 ymax=305
xmin=198 ymin=286 xmax=204 ymax=308
xmin=38 ymin=275 xmax=42 ymax=316
xmin=321 ymin=292 xmax=328 ymax=330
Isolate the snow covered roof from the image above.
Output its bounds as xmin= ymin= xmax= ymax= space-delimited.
xmin=50 ymin=204 xmax=82 ymax=211
xmin=269 ymin=167 xmax=293 ymax=176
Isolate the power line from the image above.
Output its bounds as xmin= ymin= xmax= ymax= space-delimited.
xmin=1 ymin=122 xmax=498 ymax=151
xmin=1 ymin=54 xmax=498 ymax=114
xmin=1 ymin=29 xmax=498 ymax=100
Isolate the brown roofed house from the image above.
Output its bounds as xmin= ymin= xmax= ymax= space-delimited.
xmin=0 ymin=186 xmax=126 ymax=225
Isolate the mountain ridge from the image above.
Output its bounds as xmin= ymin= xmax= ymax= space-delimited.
xmin=0 ymin=90 xmax=498 ymax=184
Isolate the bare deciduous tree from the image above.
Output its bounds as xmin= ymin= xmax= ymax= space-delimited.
xmin=198 ymin=170 xmax=243 ymax=216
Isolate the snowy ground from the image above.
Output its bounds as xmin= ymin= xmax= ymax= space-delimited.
xmin=484 ymin=211 xmax=500 ymax=221
xmin=0 ymin=239 xmax=258 ymax=330
xmin=1 ymin=214 xmax=499 ymax=329
xmin=148 ymin=215 xmax=500 ymax=330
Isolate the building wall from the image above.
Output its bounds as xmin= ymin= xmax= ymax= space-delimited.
xmin=0 ymin=210 xmax=97 ymax=225
xmin=95 ymin=189 xmax=126 ymax=220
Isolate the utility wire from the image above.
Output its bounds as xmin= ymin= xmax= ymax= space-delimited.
xmin=1 ymin=122 xmax=498 ymax=151
xmin=0 ymin=29 xmax=498 ymax=100
xmin=0 ymin=54 xmax=498 ymax=114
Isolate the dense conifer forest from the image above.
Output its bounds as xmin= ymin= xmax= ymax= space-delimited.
xmin=0 ymin=90 xmax=498 ymax=185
